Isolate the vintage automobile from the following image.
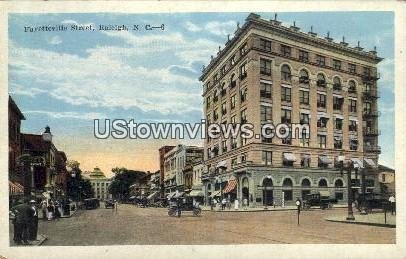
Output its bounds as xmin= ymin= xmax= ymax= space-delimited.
xmin=167 ymin=196 xmax=201 ymax=217
xmin=302 ymin=191 xmax=337 ymax=210
xmin=84 ymin=198 xmax=100 ymax=210
xmin=355 ymin=193 xmax=387 ymax=213
xmin=105 ymin=199 xmax=115 ymax=209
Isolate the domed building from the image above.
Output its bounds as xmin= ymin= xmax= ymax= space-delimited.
xmin=85 ymin=167 xmax=112 ymax=200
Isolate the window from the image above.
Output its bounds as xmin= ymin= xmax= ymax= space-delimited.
xmin=221 ymin=102 xmax=227 ymax=115
xmin=299 ymin=90 xmax=309 ymax=105
xmin=333 ymin=59 xmax=342 ymax=70
xmin=260 ymin=105 xmax=272 ymax=122
xmin=335 ymin=118 xmax=343 ymax=130
xmin=349 ymin=99 xmax=357 ymax=113
xmin=316 ymin=55 xmax=326 ymax=66
xmin=213 ymin=108 xmax=218 ymax=121
xmin=240 ymin=109 xmax=247 ymax=124
xmin=350 ymin=139 xmax=358 ymax=151
xmin=317 ymin=117 xmax=328 ymax=128
xmin=333 ymin=77 xmax=342 ymax=91
xmin=231 ymin=138 xmax=237 ymax=149
xmin=240 ymin=43 xmax=248 ymax=56
xmin=220 ymin=82 xmax=226 ymax=96
xmin=334 ymin=136 xmax=342 ymax=149
xmin=262 ymin=151 xmax=272 ymax=165
xmin=240 ymin=134 xmax=247 ymax=146
xmin=300 ymin=113 xmax=310 ymax=125
xmin=281 ymin=65 xmax=291 ymax=82
xmin=317 ymin=73 xmax=326 ymax=87
xmin=348 ymin=63 xmax=356 ymax=74
xmin=281 ymin=87 xmax=291 ymax=102
xmin=299 ymin=69 xmax=309 ymax=84
xmin=230 ymin=55 xmax=236 ymax=66
xmin=335 ymin=192 xmax=344 ymax=200
xmin=230 ymin=74 xmax=236 ymax=88
xmin=349 ymin=120 xmax=357 ymax=132
xmin=318 ymin=135 xmax=327 ymax=148
xmin=213 ymin=73 xmax=219 ymax=82
xmin=318 ymin=179 xmax=328 ymax=187
xmin=260 ymin=39 xmax=272 ymax=52
xmin=348 ymin=80 xmax=357 ymax=93
xmin=240 ymin=63 xmax=247 ymax=79
xmin=280 ymin=44 xmax=291 ymax=57
xmin=282 ymin=178 xmax=293 ymax=201
xmin=222 ymin=140 xmax=227 ymax=153
xmin=262 ymin=123 xmax=273 ymax=143
xmin=221 ymin=65 xmax=226 ymax=75
xmin=301 ymin=155 xmax=311 ymax=167
xmin=335 ymin=179 xmax=344 ymax=188
xmin=213 ymin=90 xmax=218 ymax=102
xmin=363 ymin=67 xmax=371 ymax=76
xmin=230 ymin=95 xmax=236 ymax=110
xmin=260 ymin=82 xmax=272 ymax=99
xmin=231 ymin=115 xmax=236 ymax=124
xmin=317 ymin=94 xmax=326 ymax=108
xmin=231 ymin=157 xmax=237 ymax=165
xmin=240 ymin=88 xmax=247 ymax=103
xmin=281 ymin=109 xmax=291 ymax=124
xmin=299 ymin=50 xmax=309 ymax=62
xmin=364 ymin=102 xmax=372 ymax=114
xmin=300 ymin=137 xmax=310 ymax=147
xmin=333 ymin=97 xmax=343 ymax=110
xmin=260 ymin=58 xmax=272 ymax=76
xmin=206 ymin=96 xmax=211 ymax=109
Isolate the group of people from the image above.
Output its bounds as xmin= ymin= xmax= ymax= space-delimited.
xmin=40 ymin=200 xmax=64 ymax=220
xmin=10 ymin=199 xmax=39 ymax=245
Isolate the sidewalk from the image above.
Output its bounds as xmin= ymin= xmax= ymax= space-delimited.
xmin=325 ymin=212 xmax=396 ymax=228
xmin=202 ymin=204 xmax=347 ymax=212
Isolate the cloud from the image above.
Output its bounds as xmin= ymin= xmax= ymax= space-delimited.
xmin=9 ymin=31 xmax=218 ymax=116
xmin=9 ymin=82 xmax=47 ymax=97
xmin=378 ymin=58 xmax=394 ymax=86
xmin=48 ymin=35 xmax=62 ymax=45
xmin=185 ymin=20 xmax=237 ymax=37
xmin=24 ymin=110 xmax=106 ymax=120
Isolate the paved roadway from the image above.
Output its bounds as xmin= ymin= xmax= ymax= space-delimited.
xmin=36 ymin=203 xmax=394 ymax=245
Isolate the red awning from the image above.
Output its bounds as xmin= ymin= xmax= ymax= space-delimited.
xmin=223 ymin=179 xmax=237 ymax=194
xmin=9 ymin=181 xmax=24 ymax=196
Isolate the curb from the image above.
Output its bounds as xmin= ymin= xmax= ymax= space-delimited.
xmin=325 ymin=219 xmax=396 ymax=228
xmin=203 ymin=205 xmax=347 ymax=213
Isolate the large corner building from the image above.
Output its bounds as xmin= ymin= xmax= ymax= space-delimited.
xmin=200 ymin=13 xmax=382 ymax=207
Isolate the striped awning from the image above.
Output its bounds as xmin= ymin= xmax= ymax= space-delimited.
xmin=9 ymin=181 xmax=24 ymax=196
xmin=351 ymin=158 xmax=364 ymax=169
xmin=319 ymin=156 xmax=332 ymax=165
xmin=223 ymin=179 xmax=237 ymax=194
xmin=210 ymin=190 xmax=221 ymax=198
xmin=283 ymin=153 xmax=296 ymax=162
xmin=364 ymin=158 xmax=377 ymax=168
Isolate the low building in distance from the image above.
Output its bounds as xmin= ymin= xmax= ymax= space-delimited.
xmin=86 ymin=167 xmax=112 ymax=201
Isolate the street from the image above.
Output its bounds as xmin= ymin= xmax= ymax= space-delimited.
xmin=16 ymin=203 xmax=395 ymax=245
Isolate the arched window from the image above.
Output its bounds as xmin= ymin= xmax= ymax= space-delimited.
xmin=301 ymin=178 xmax=311 ymax=187
xmin=348 ymin=80 xmax=356 ymax=93
xmin=221 ymin=82 xmax=226 ymax=96
xmin=299 ymin=69 xmax=309 ymax=84
xmin=230 ymin=74 xmax=236 ymax=88
xmin=263 ymin=178 xmax=273 ymax=187
xmin=317 ymin=73 xmax=326 ymax=87
xmin=282 ymin=178 xmax=293 ymax=187
xmin=334 ymin=179 xmax=344 ymax=188
xmin=318 ymin=179 xmax=328 ymax=187
xmin=281 ymin=65 xmax=291 ymax=82
xmin=333 ymin=77 xmax=342 ymax=91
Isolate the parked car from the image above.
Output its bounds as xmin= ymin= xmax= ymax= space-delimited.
xmin=303 ymin=192 xmax=337 ymax=210
xmin=105 ymin=199 xmax=115 ymax=209
xmin=168 ymin=196 xmax=201 ymax=217
xmin=355 ymin=193 xmax=387 ymax=213
xmin=84 ymin=198 xmax=100 ymax=210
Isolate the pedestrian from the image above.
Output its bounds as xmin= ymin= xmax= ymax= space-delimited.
xmin=41 ymin=200 xmax=48 ymax=220
xmin=28 ymin=200 xmax=38 ymax=241
xmin=209 ymin=198 xmax=214 ymax=211
xmin=213 ymin=198 xmax=218 ymax=210
xmin=243 ymin=198 xmax=248 ymax=210
xmin=47 ymin=201 xmax=54 ymax=221
xmin=54 ymin=201 xmax=61 ymax=220
xmin=234 ymin=199 xmax=239 ymax=210
xmin=221 ymin=198 xmax=226 ymax=210
xmin=389 ymin=195 xmax=395 ymax=215
xmin=10 ymin=199 xmax=33 ymax=245
xmin=115 ymin=200 xmax=118 ymax=213
xmin=176 ymin=197 xmax=182 ymax=217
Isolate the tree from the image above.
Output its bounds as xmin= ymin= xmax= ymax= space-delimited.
xmin=66 ymin=160 xmax=94 ymax=201
xmin=108 ymin=168 xmax=146 ymax=200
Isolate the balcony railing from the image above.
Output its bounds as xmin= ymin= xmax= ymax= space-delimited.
xmin=363 ymin=90 xmax=380 ymax=100
xmin=364 ymin=145 xmax=381 ymax=153
xmin=362 ymin=73 xmax=380 ymax=82
xmin=363 ymin=110 xmax=381 ymax=118
xmin=363 ymin=128 xmax=381 ymax=136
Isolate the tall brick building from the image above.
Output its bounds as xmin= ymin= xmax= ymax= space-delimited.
xmin=200 ymin=13 xmax=382 ymax=206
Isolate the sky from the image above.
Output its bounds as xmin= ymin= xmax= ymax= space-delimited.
xmin=8 ymin=12 xmax=394 ymax=176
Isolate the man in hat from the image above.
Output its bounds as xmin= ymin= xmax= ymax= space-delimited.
xmin=29 ymin=200 xmax=39 ymax=241
xmin=10 ymin=198 xmax=34 ymax=245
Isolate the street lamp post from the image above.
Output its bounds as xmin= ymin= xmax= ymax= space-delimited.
xmin=339 ymin=156 xmax=355 ymax=221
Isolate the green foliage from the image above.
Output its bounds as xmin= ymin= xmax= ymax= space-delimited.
xmin=66 ymin=160 xmax=94 ymax=201
xmin=108 ymin=168 xmax=146 ymax=200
